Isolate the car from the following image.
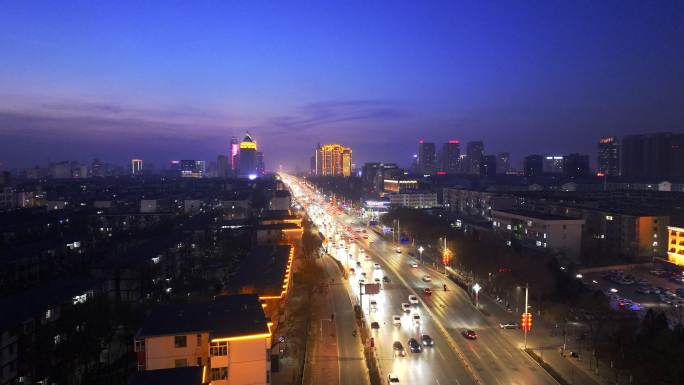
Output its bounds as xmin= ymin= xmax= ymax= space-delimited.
xmin=423 ymin=288 xmax=432 ymax=295
xmin=396 ymin=248 xmax=402 ymax=253
xmin=421 ymin=334 xmax=434 ymax=346
xmin=382 ymin=276 xmax=391 ymax=283
xmin=392 ymin=315 xmax=401 ymax=325
xmin=407 ymin=338 xmax=422 ymax=353
xmin=392 ymin=341 xmax=406 ymax=357
xmin=356 ymin=261 xmax=362 ymax=267
xmin=401 ymin=303 xmax=411 ymax=313
xmin=374 ymin=263 xmax=381 ymax=270
xmin=349 ymin=268 xmax=356 ymax=274
xmin=371 ymin=321 xmax=380 ymax=330
xmin=361 ymin=272 xmax=367 ymax=277
xmin=422 ymin=275 xmax=432 ymax=282
xmin=410 ymin=262 xmax=419 ymax=268
xmin=374 ymin=277 xmax=381 ymax=284
xmin=387 ymin=373 xmax=400 ymax=384
xmin=408 ymin=295 xmax=419 ymax=304
xmin=651 ymin=287 xmax=662 ymax=295
xmin=499 ymin=321 xmax=519 ymax=329
xmin=359 ymin=278 xmax=366 ymax=285
xmin=365 ymin=255 xmax=371 ymax=260
xmin=370 ymin=300 xmax=378 ymax=310
xmin=412 ymin=314 xmax=421 ymax=326
xmin=462 ymin=329 xmax=478 ymax=339
xmin=363 ymin=235 xmax=368 ymax=239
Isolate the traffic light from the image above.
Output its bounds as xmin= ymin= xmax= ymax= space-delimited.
xmin=520 ymin=312 xmax=533 ymax=332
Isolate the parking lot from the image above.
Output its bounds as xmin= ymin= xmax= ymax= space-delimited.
xmin=580 ymin=264 xmax=684 ymax=317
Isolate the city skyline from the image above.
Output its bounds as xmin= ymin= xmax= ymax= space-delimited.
xmin=2 ymin=1 xmax=684 ymax=170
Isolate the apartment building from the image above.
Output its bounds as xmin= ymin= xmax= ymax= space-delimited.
xmin=388 ymin=192 xmax=439 ymax=209
xmin=491 ymin=209 xmax=585 ymax=260
xmin=135 ymin=294 xmax=272 ymax=385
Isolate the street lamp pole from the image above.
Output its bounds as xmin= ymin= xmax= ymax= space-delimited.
xmin=524 ymin=282 xmax=529 ymax=349
xmin=418 ymin=246 xmax=424 ymax=264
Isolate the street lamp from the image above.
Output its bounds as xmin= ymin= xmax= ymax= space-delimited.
xmin=418 ymin=246 xmax=424 ymax=264
xmin=473 ymin=283 xmax=481 ymax=308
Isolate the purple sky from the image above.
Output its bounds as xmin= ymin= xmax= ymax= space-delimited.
xmin=1 ymin=1 xmax=683 ymax=171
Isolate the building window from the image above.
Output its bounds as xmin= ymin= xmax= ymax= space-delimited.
xmin=210 ymin=367 xmax=228 ymax=380
xmin=174 ymin=335 xmax=187 ymax=348
xmin=174 ymin=359 xmax=188 ymax=368
xmin=197 ymin=333 xmax=202 ymax=346
xmin=606 ymin=215 xmax=613 ymax=221
xmin=210 ymin=341 xmax=228 ymax=356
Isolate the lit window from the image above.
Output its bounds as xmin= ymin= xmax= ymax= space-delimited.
xmin=506 ymin=225 xmax=512 ymax=230
xmin=210 ymin=367 xmax=228 ymax=380
xmin=536 ymin=241 xmax=542 ymax=247
xmin=653 ymin=241 xmax=658 ymax=247
xmin=210 ymin=341 xmax=228 ymax=356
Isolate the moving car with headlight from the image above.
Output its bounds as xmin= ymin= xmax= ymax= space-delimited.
xmin=421 ymin=334 xmax=434 ymax=346
xmin=462 ymin=329 xmax=478 ymax=339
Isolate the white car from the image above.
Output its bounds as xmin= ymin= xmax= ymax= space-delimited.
xmin=410 ymin=262 xmax=418 ymax=268
xmin=408 ymin=295 xmax=419 ymax=304
xmin=387 ymin=373 xmax=400 ymax=384
xmin=422 ymin=275 xmax=432 ymax=282
xmin=401 ymin=303 xmax=411 ymax=313
xmin=396 ymin=248 xmax=402 ymax=253
xmin=392 ymin=315 xmax=402 ymax=325
xmin=359 ymin=278 xmax=366 ymax=285
xmin=374 ymin=263 xmax=381 ymax=270
xmin=370 ymin=300 xmax=378 ymax=310
xmin=412 ymin=314 xmax=421 ymax=326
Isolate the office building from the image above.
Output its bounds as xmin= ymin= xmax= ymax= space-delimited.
xmin=132 ymin=159 xmax=143 ymax=176
xmin=466 ymin=141 xmax=484 ymax=175
xmin=217 ymin=155 xmax=229 ymax=178
xmin=496 ymin=152 xmax=510 ymax=174
xmin=597 ymin=136 xmax=620 ymax=176
xmin=542 ymin=156 xmax=563 ymax=174
xmin=256 ymin=152 xmax=265 ymax=176
xmin=524 ymin=155 xmax=543 ymax=177
xmin=440 ymin=140 xmax=460 ymax=174
xmin=238 ymin=132 xmax=258 ymax=177
xmin=562 ymin=153 xmax=590 ymax=178
xmin=479 ymin=155 xmax=497 ymax=177
xmin=180 ymin=160 xmax=205 ymax=178
xmin=417 ymin=140 xmax=436 ymax=174
xmin=383 ymin=176 xmax=419 ymax=193
xmin=668 ymin=224 xmax=684 ymax=267
xmin=388 ymin=192 xmax=438 ymax=209
xmin=91 ymin=158 xmax=104 ymax=177
xmin=230 ymin=136 xmax=239 ymax=172
xmin=134 ymin=294 xmax=272 ymax=385
xmin=316 ymin=144 xmax=352 ymax=177
xmin=622 ymin=132 xmax=684 ymax=180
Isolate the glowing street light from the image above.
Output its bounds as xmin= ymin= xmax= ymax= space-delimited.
xmin=473 ymin=283 xmax=481 ymax=308
xmin=418 ymin=246 xmax=424 ymax=264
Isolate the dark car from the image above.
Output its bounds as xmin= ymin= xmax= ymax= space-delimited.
xmin=371 ymin=322 xmax=380 ymax=330
xmin=408 ymin=338 xmax=422 ymax=353
xmin=462 ymin=329 xmax=478 ymax=340
xmin=392 ymin=341 xmax=406 ymax=357
xmin=382 ymin=276 xmax=391 ymax=283
xmin=421 ymin=334 xmax=434 ymax=346
xmin=423 ymin=288 xmax=432 ymax=296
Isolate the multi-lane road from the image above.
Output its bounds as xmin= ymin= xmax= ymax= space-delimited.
xmin=283 ymin=174 xmax=559 ymax=385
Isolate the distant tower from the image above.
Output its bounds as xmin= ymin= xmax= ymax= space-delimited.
xmin=441 ymin=140 xmax=460 ymax=174
xmin=466 ymin=141 xmax=484 ymax=175
xmin=417 ymin=140 xmax=436 ymax=174
xmin=597 ymin=136 xmax=620 ymax=176
xmin=230 ymin=136 xmax=239 ymax=173
xmin=131 ymin=159 xmax=143 ymax=175
xmin=238 ymin=132 xmax=258 ymax=177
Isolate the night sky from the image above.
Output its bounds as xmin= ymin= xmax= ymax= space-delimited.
xmin=1 ymin=1 xmax=683 ymax=171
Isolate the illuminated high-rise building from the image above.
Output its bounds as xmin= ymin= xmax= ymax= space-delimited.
xmin=230 ymin=136 xmax=239 ymax=172
xmin=180 ymin=160 xmax=205 ymax=178
xmin=417 ymin=140 xmax=436 ymax=174
xmin=131 ymin=159 xmax=143 ymax=175
xmin=238 ymin=132 xmax=258 ymax=177
xmin=597 ymin=136 xmax=620 ymax=176
xmin=316 ymin=144 xmax=352 ymax=176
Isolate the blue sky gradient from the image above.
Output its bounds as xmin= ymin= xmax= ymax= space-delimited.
xmin=1 ymin=1 xmax=683 ymax=170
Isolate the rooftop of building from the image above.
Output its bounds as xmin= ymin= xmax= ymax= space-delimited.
xmin=127 ymin=367 xmax=205 ymax=385
xmin=227 ymin=245 xmax=292 ymax=297
xmin=256 ymin=222 xmax=301 ymax=230
xmin=136 ymin=294 xmax=269 ymax=339
xmin=492 ymin=209 xmax=582 ymax=221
